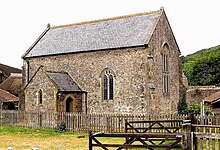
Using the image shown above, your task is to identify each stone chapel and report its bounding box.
[22,8,183,114]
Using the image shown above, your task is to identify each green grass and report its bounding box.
[0,126,182,149]
[0,126,88,150]
[0,125,83,137]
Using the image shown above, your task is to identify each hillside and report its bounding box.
[182,45,220,86]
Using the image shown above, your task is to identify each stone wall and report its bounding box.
[147,11,181,114]
[186,87,220,105]
[24,67,57,112]
[25,47,150,113]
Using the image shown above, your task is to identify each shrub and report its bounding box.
[178,94,188,114]
[56,122,66,133]
[188,103,212,115]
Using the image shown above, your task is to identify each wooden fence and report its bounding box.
[0,111,189,132]
[191,124,220,150]
[1,110,220,133]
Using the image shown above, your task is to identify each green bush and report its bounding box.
[56,122,66,133]
[178,94,188,114]
[188,103,212,115]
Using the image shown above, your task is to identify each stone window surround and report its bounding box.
[100,68,116,101]
[162,43,170,96]
[37,89,43,106]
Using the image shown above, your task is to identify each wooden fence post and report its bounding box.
[125,119,128,143]
[89,130,93,150]
[189,113,198,150]
[107,116,110,133]
[182,120,192,150]
[39,112,42,128]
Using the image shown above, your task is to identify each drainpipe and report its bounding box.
[85,92,88,114]
[0,101,3,111]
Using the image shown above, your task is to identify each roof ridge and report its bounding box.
[51,9,161,29]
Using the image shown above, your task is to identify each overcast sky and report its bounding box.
[0,0,219,69]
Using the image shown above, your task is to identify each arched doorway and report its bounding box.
[66,97,74,112]
[63,94,83,113]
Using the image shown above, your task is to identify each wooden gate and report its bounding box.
[125,119,183,133]
[89,120,186,149]
[89,131,182,150]
[125,120,184,149]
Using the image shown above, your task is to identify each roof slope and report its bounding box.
[0,63,21,76]
[23,10,162,58]
[47,72,82,92]
[0,88,18,102]
[204,91,220,103]
[0,73,22,96]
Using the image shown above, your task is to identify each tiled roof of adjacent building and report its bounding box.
[204,91,220,103]
[0,63,21,77]
[0,88,18,102]
[47,72,82,92]
[0,73,22,96]
[23,9,162,58]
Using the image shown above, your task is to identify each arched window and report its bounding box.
[162,43,170,95]
[100,69,115,100]
[38,89,43,105]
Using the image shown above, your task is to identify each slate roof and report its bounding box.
[204,91,220,104]
[23,9,162,58]
[47,72,82,92]
[0,73,22,96]
[0,88,18,102]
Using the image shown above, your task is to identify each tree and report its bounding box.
[178,94,188,114]
[183,45,220,86]
[188,103,212,115]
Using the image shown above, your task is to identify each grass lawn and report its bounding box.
[0,126,182,150]
[0,126,127,150]
[0,126,89,150]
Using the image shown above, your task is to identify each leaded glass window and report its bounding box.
[162,44,170,95]
[101,69,115,100]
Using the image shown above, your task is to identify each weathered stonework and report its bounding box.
[22,9,183,114]
[186,87,220,105]
[24,67,57,112]
[147,12,181,114]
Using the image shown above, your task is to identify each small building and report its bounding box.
[0,88,18,110]
[0,73,22,97]
[186,86,220,105]
[0,63,21,84]
[204,91,220,113]
[22,8,183,114]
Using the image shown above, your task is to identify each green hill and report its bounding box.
[182,45,220,86]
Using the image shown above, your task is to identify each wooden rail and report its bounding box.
[89,131,182,150]
[191,124,220,150]
[125,119,184,134]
